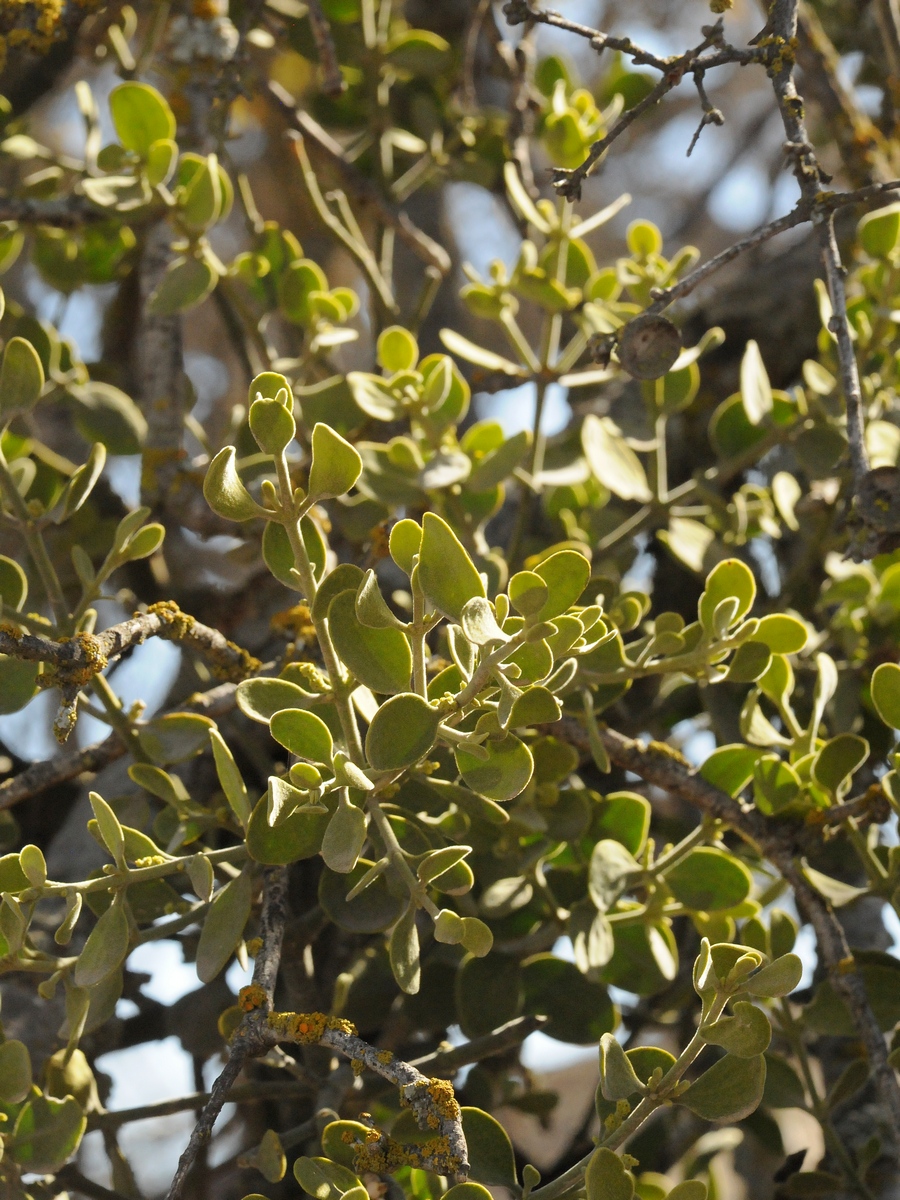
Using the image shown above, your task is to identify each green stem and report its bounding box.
[654,413,668,502]
[0,445,69,628]
[274,452,365,766]
[368,794,439,918]
[411,573,427,698]
[90,674,148,763]
[530,993,729,1200]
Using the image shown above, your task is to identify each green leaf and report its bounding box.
[89,791,125,867]
[308,423,362,499]
[58,442,106,521]
[356,569,406,629]
[456,734,534,802]
[138,713,214,765]
[521,954,616,1043]
[667,1184,708,1200]
[294,1156,362,1200]
[249,397,295,455]
[582,414,652,502]
[664,848,751,912]
[599,1031,644,1100]
[69,381,147,454]
[584,1147,634,1200]
[377,325,418,371]
[389,518,421,574]
[319,859,405,932]
[148,256,216,315]
[701,1001,771,1057]
[740,340,772,425]
[679,1053,766,1122]
[744,953,803,998]
[444,1185,493,1200]
[753,755,801,816]
[0,656,39,714]
[418,512,485,621]
[872,662,900,727]
[508,686,561,728]
[203,446,268,522]
[146,137,178,186]
[247,791,331,864]
[328,590,412,694]
[726,640,771,683]
[751,613,808,654]
[589,838,638,912]
[0,1039,31,1103]
[311,563,365,621]
[11,1093,87,1173]
[196,869,253,982]
[236,677,314,723]
[439,328,524,376]
[508,571,548,617]
[763,1053,806,1107]
[321,793,367,874]
[0,336,44,413]
[366,693,440,770]
[74,900,130,988]
[460,596,508,647]
[594,792,650,855]
[0,553,27,610]
[534,550,591,620]
[811,734,868,799]
[209,727,252,827]
[109,82,176,155]
[859,202,900,259]
[698,558,756,635]
[389,905,421,994]
[270,708,334,765]
[467,429,531,491]
[700,745,760,797]
[460,1108,518,1188]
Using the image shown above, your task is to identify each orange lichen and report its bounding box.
[265,1010,357,1043]
[238,984,267,1012]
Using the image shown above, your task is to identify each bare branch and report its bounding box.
[0,679,238,812]
[306,0,345,98]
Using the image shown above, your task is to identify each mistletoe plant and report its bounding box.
[3,2,900,1199]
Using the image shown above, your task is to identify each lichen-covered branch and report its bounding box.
[0,602,259,700]
[164,867,289,1200]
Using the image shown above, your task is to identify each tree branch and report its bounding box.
[164,866,289,1200]
[0,602,260,699]
[0,680,239,812]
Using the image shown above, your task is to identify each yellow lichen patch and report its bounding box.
[147,600,196,641]
[270,604,316,642]
[351,1058,365,1077]
[403,1077,460,1123]
[354,1135,461,1178]
[265,1010,358,1044]
[375,1050,394,1064]
[238,984,267,1012]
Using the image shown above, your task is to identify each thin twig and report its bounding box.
[164,867,289,1200]
[265,82,450,278]
[411,1014,549,1074]
[306,0,345,97]
[0,680,238,812]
